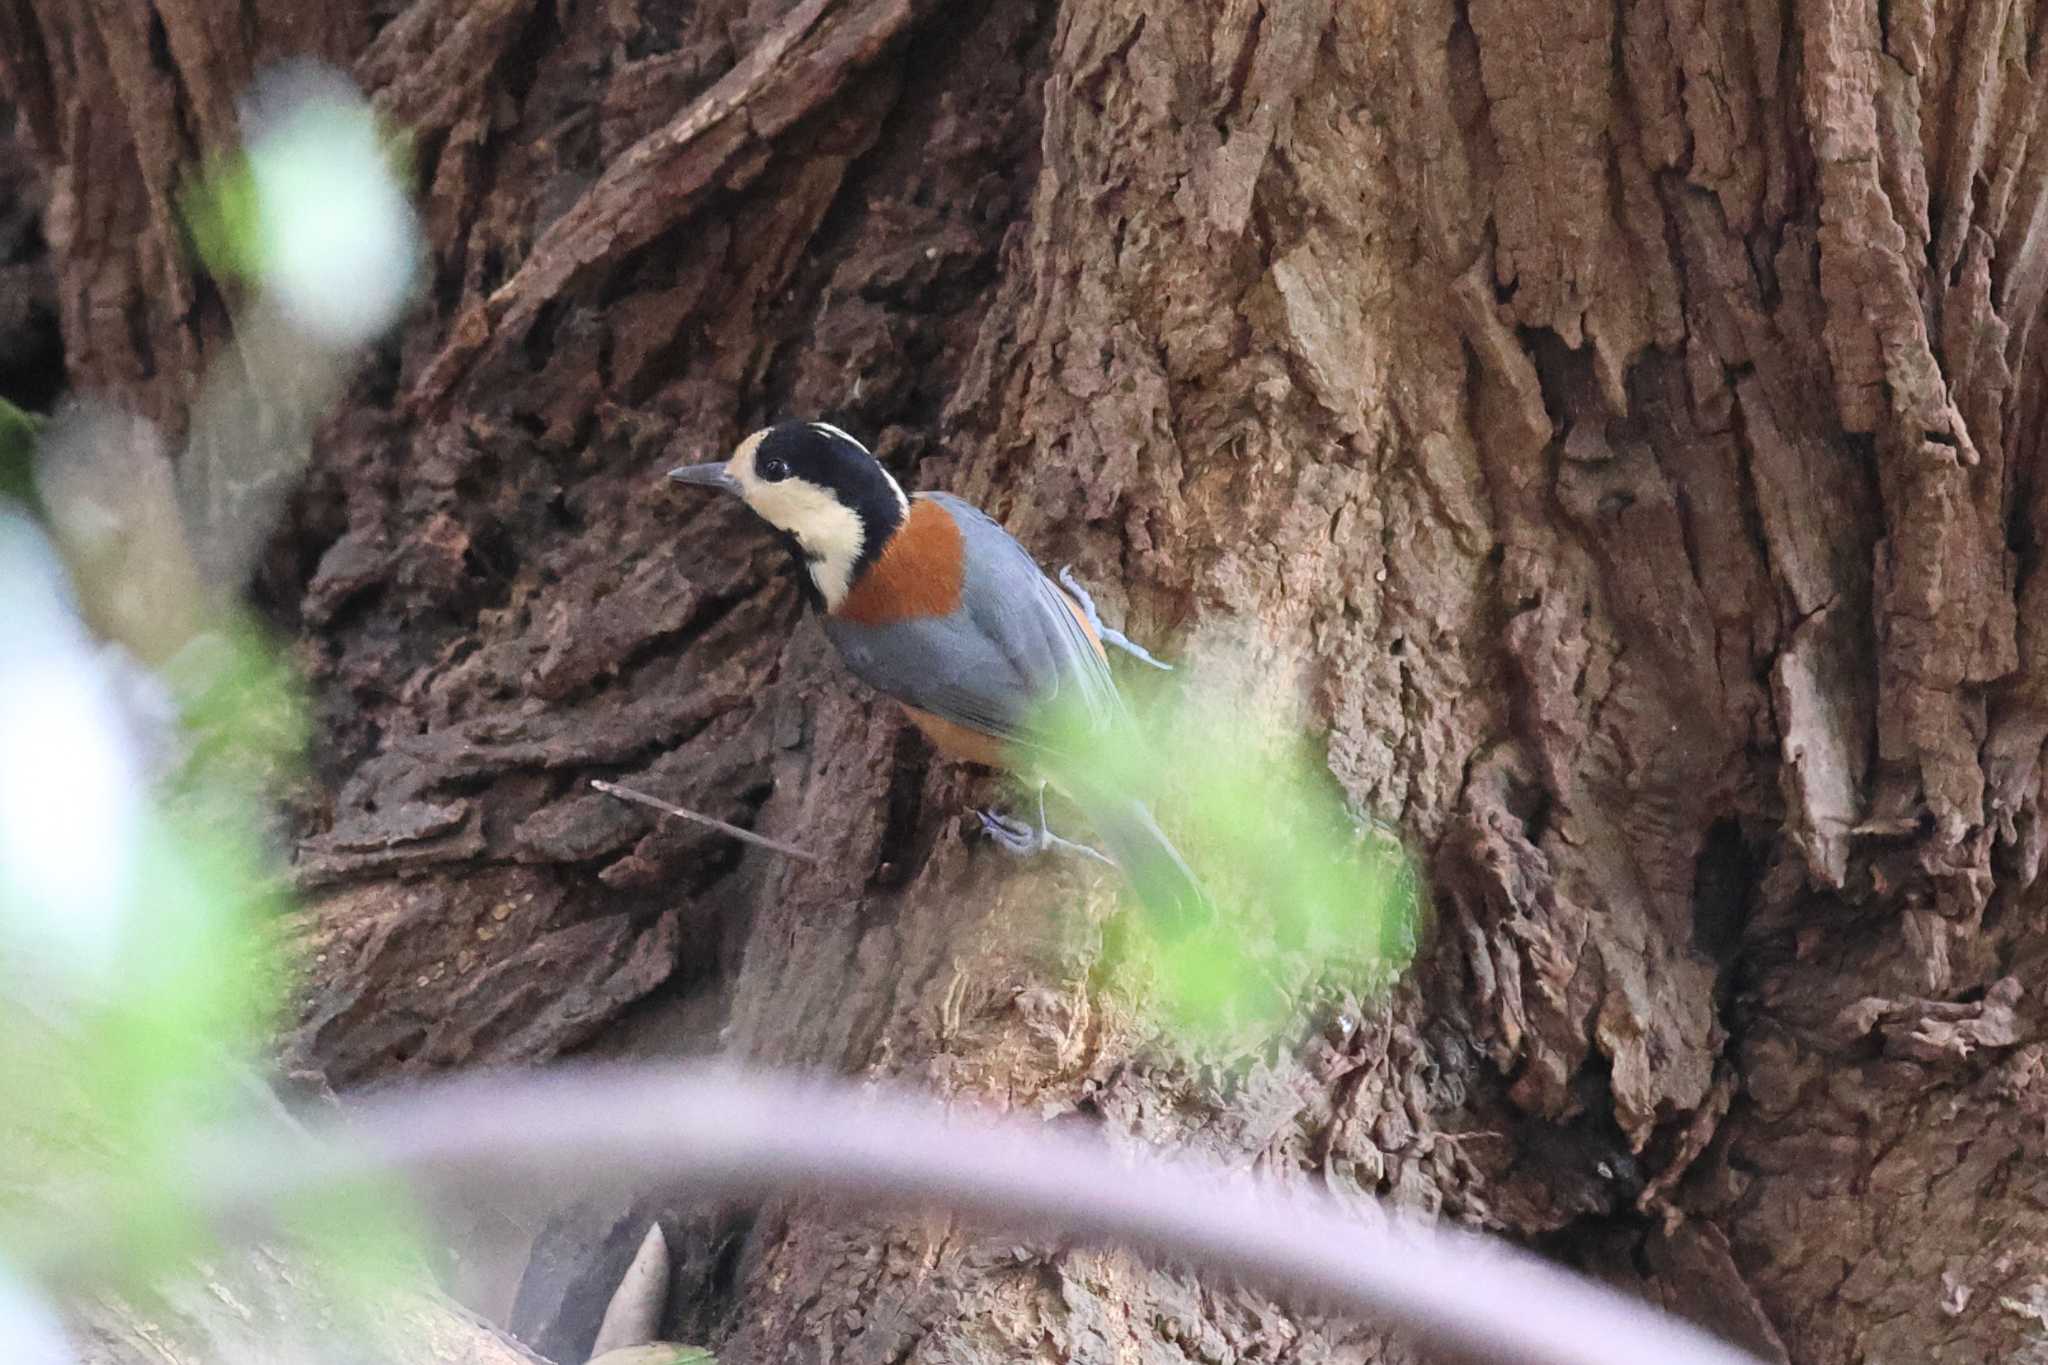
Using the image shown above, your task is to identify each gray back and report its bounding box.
[821,492,1123,753]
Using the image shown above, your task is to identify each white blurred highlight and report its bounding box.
[0,511,145,986]
[0,1265,73,1364]
[245,64,420,348]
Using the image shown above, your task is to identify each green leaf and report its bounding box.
[0,397,44,514]
[0,560,408,1298]
[179,154,267,284]
[1026,672,1422,1057]
[163,611,311,800]
[588,1346,719,1365]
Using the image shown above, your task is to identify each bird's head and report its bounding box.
[669,420,908,609]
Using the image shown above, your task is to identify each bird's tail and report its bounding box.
[1076,789,1211,933]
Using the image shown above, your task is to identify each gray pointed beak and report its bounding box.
[666,461,741,495]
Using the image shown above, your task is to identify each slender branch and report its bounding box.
[591,780,822,864]
[136,1063,1759,1365]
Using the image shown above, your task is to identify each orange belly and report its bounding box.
[1058,586,1105,655]
[900,705,1013,768]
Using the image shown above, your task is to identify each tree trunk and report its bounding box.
[8,1,2048,1362]
[68,1263,547,1365]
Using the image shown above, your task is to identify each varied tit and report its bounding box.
[668,420,1206,925]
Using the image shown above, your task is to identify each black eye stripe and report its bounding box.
[759,457,790,481]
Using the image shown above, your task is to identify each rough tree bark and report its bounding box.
[7,1,2048,1363]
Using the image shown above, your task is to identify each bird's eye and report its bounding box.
[759,457,790,482]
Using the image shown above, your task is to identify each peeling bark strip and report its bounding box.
[408,0,936,407]
[11,0,2048,1360]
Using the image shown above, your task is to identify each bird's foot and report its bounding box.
[1058,565,1174,670]
[977,786,1117,868]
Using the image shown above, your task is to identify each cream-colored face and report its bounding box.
[723,426,904,609]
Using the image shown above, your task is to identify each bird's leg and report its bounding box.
[1058,565,1174,670]
[978,782,1117,867]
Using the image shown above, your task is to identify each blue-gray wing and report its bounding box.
[821,493,1122,751]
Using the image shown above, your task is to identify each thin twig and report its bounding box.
[591,780,822,864]
[103,1064,1761,1365]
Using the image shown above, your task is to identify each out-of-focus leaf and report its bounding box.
[0,397,44,513]
[164,612,310,801]
[275,1169,436,1330]
[588,1346,718,1365]
[180,154,264,286]
[0,504,306,1294]
[2,58,439,1352]
[181,61,420,349]
[0,1265,72,1364]
[0,804,288,1283]
[34,403,207,665]
[0,510,148,986]
[173,65,422,593]
[1026,671,1421,1056]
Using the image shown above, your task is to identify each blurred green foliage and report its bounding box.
[0,446,429,1359]
[167,612,312,808]
[1029,673,1420,1057]
[1,61,432,1350]
[590,1348,719,1365]
[179,106,413,290]
[0,622,287,1283]
[180,151,267,287]
[0,398,43,514]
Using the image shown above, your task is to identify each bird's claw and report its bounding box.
[976,806,1116,868]
[977,808,1041,855]
[1058,565,1174,670]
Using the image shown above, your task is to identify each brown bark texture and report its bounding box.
[7,0,2048,1362]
